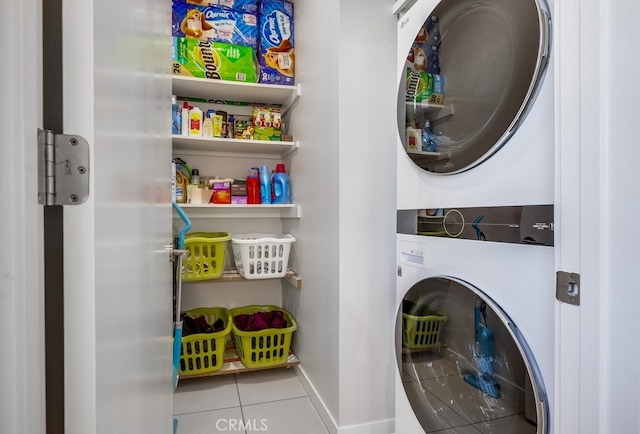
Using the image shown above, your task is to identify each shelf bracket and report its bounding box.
[281,84,302,117]
[284,273,302,289]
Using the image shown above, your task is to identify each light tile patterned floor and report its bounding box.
[174,354,537,434]
[173,368,328,434]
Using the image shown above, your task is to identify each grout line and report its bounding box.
[173,406,242,417]
[233,374,249,434]
[240,394,309,409]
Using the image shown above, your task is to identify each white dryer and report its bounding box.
[396,0,553,209]
[395,233,554,433]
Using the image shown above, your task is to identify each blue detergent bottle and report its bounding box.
[259,165,272,204]
[272,163,291,204]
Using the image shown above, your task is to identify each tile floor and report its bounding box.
[174,352,537,434]
[173,368,329,434]
[401,351,537,434]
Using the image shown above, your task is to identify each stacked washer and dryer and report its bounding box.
[394,0,555,433]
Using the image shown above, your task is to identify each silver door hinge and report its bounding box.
[38,128,90,205]
[556,271,580,306]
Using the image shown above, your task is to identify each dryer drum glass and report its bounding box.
[399,0,551,174]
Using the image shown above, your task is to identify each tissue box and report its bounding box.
[257,0,294,85]
[172,1,258,48]
[211,180,232,204]
[187,185,214,204]
[172,37,257,82]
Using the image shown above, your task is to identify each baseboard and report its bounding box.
[293,366,395,434]
[293,365,339,434]
[336,419,395,434]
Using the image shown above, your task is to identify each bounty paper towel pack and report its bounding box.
[172,37,258,82]
[257,0,294,85]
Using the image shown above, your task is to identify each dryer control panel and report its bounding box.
[398,205,554,246]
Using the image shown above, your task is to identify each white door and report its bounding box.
[555,0,640,432]
[0,1,46,433]
[3,0,174,433]
[62,0,173,433]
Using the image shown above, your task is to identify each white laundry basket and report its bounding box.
[231,233,296,279]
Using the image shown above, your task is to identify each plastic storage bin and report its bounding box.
[402,311,448,349]
[179,307,232,375]
[182,232,231,282]
[230,305,297,368]
[231,233,295,279]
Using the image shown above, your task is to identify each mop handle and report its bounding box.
[173,202,191,250]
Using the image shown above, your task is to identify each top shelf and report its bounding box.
[172,76,301,112]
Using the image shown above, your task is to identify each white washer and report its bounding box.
[395,233,554,433]
[396,0,554,209]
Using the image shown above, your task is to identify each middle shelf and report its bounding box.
[174,203,301,219]
[185,268,302,289]
[173,135,299,158]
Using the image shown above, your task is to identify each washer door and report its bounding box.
[398,0,550,174]
[397,277,548,433]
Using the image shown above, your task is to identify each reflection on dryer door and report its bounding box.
[398,277,547,433]
[399,0,551,174]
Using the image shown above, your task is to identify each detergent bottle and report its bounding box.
[259,165,272,204]
[272,163,291,204]
[246,168,260,204]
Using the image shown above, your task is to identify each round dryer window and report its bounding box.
[397,277,549,433]
[398,0,551,174]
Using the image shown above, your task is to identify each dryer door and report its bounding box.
[398,0,550,174]
[397,277,549,433]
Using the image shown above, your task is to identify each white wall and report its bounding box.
[337,1,397,432]
[283,0,397,432]
[601,1,640,429]
[555,0,640,432]
[282,0,342,426]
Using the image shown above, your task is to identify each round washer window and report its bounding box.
[398,277,548,432]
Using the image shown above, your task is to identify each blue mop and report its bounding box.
[173,202,191,434]
[472,215,487,241]
[173,202,191,391]
[463,299,502,399]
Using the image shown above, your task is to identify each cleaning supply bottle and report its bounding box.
[181,101,190,136]
[172,95,181,135]
[227,115,235,138]
[202,110,215,138]
[189,106,203,137]
[259,165,272,204]
[190,168,200,186]
[421,120,437,152]
[272,163,291,204]
[246,168,260,204]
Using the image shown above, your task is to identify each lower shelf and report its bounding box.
[179,347,300,379]
[186,268,302,289]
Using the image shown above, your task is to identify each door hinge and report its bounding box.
[38,128,90,205]
[556,271,580,306]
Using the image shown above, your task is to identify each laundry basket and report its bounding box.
[402,310,448,349]
[230,305,297,368]
[231,233,295,279]
[179,307,232,375]
[182,232,231,282]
